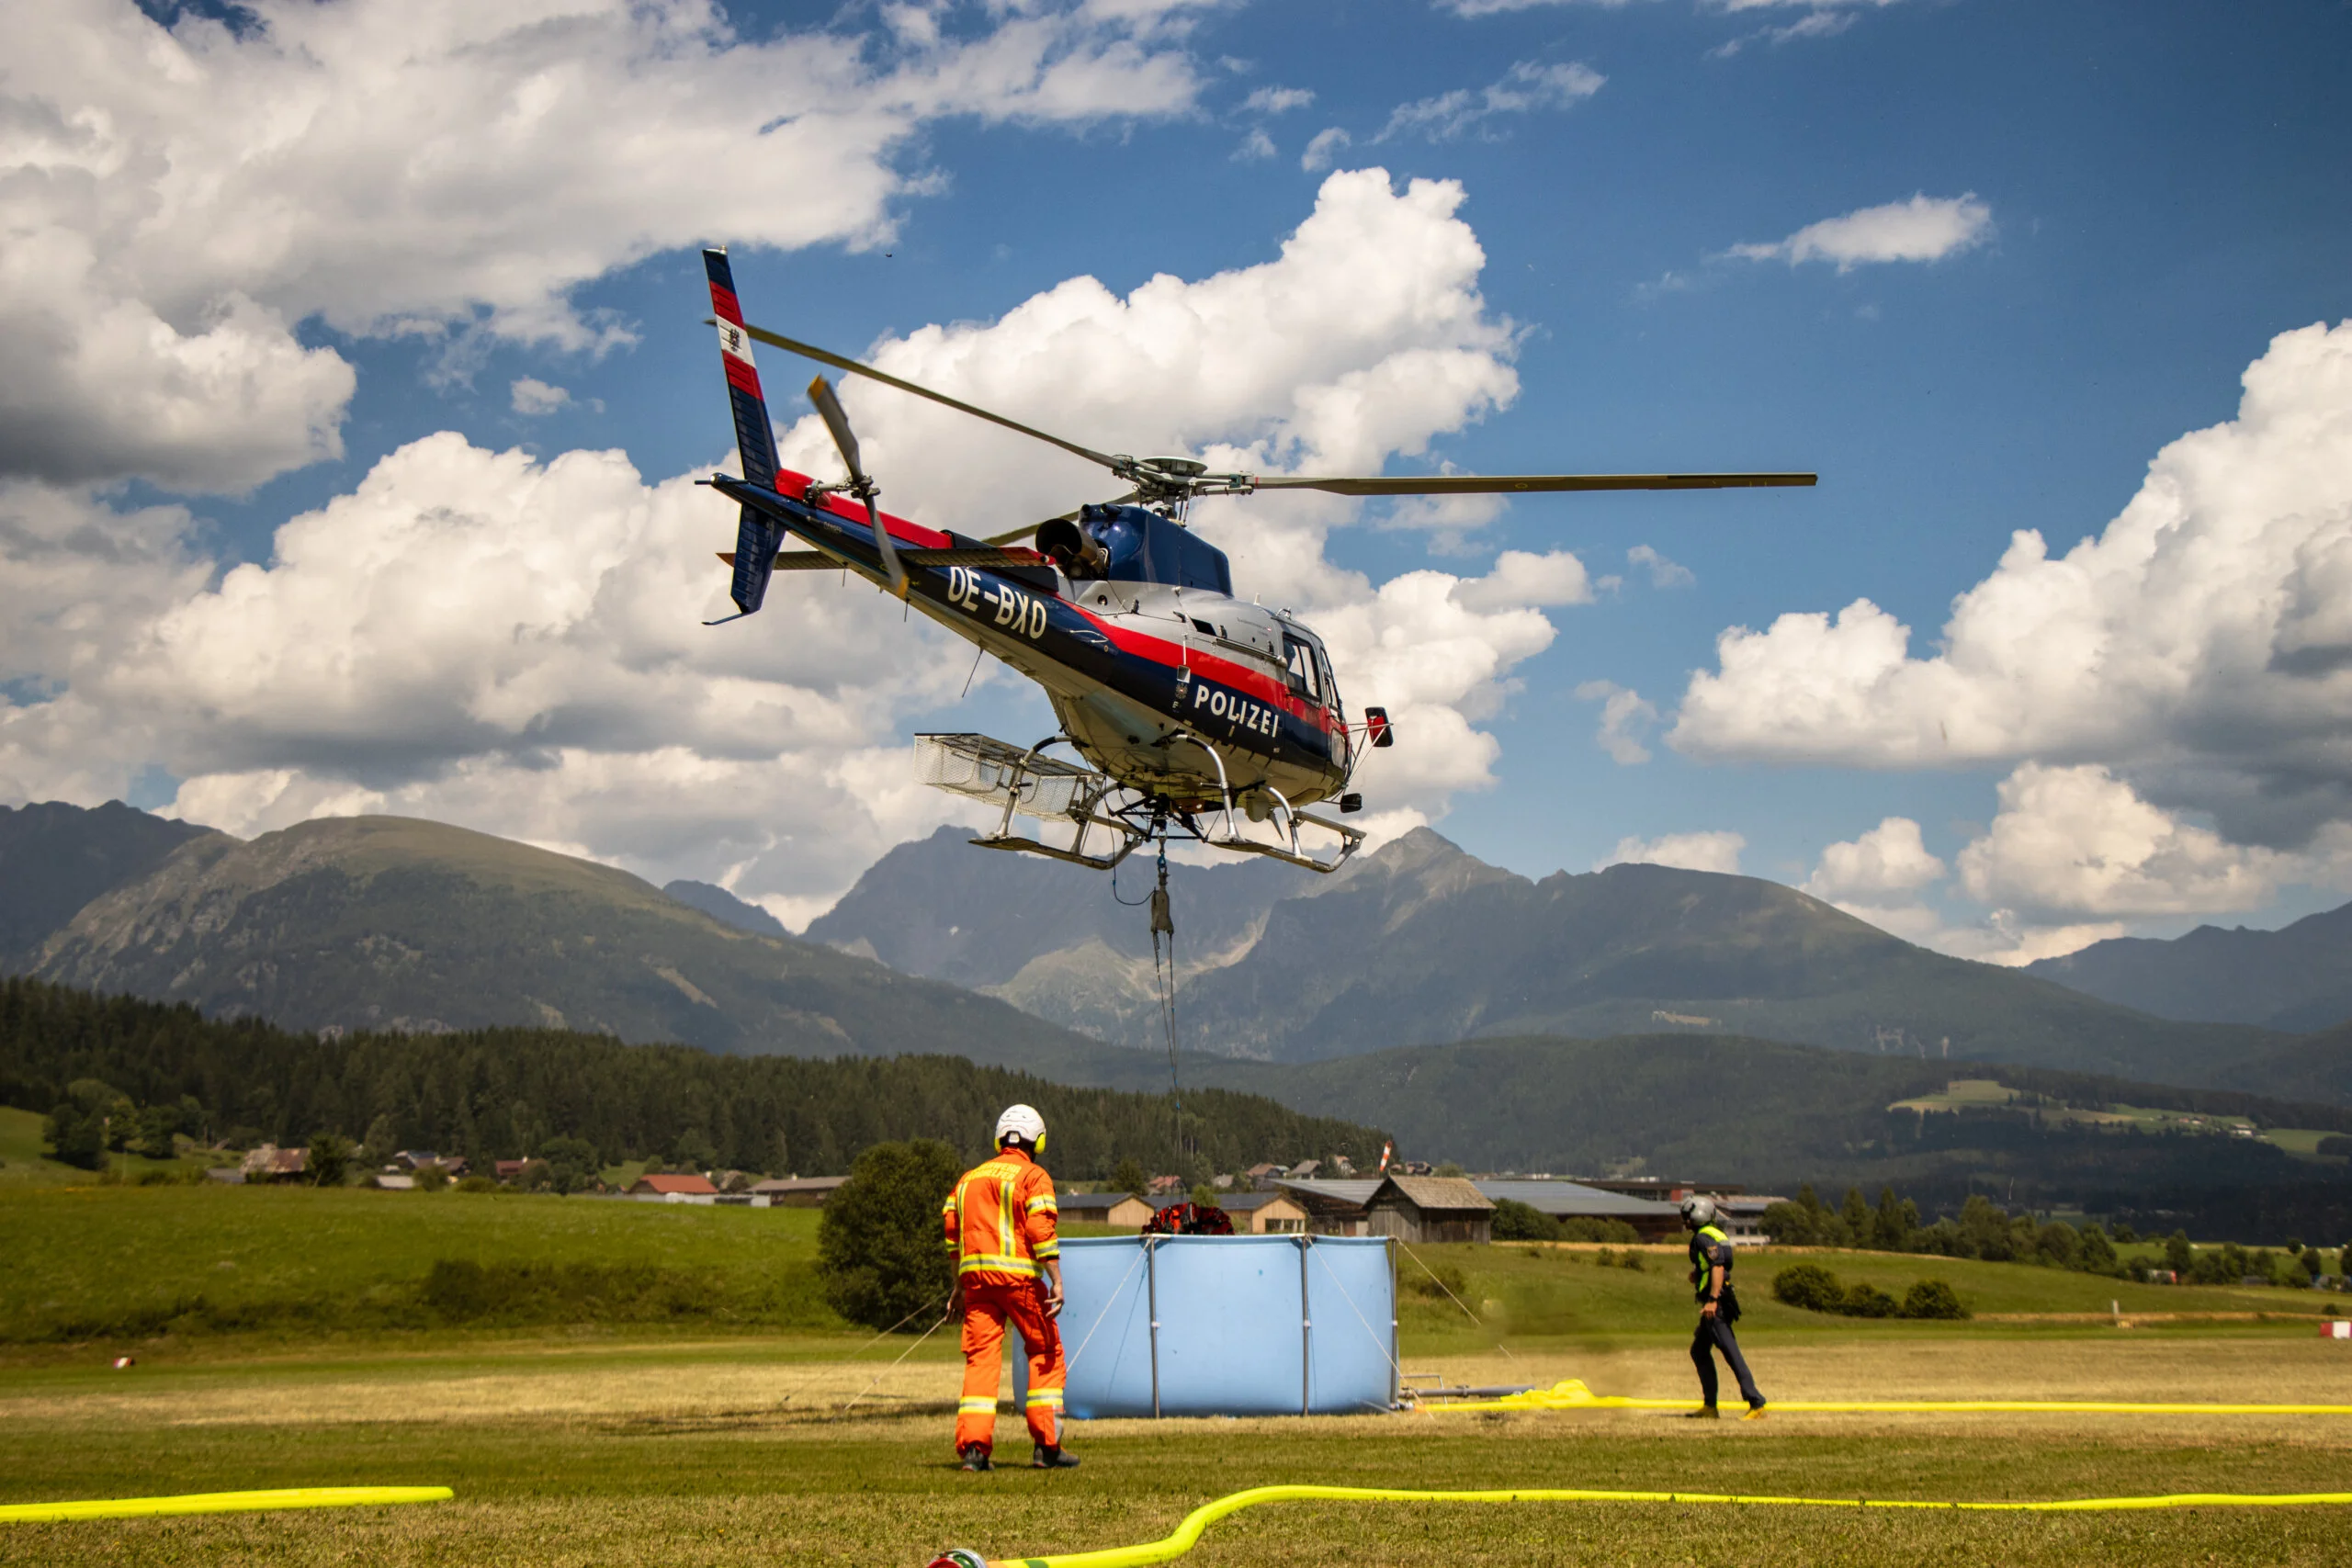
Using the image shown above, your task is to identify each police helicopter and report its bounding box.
[697,247,1812,875]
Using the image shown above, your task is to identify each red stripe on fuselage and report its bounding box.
[709,284,744,326]
[1068,603,1331,735]
[774,465,953,549]
[723,355,763,398]
[762,464,1330,736]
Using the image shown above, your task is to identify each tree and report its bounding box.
[360,1113,401,1164]
[1872,1186,1918,1251]
[2165,1230,2195,1276]
[43,1101,104,1170]
[1111,1157,1148,1198]
[1959,1195,2013,1261]
[818,1138,963,1332]
[2111,1222,2139,1245]
[537,1134,600,1194]
[2077,1224,2120,1276]
[1839,1187,1871,1247]
[309,1133,352,1188]
[134,1102,182,1161]
[1490,1198,1561,1242]
[2035,1220,2081,1269]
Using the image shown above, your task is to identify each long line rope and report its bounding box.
[1395,1238,1519,1366]
[1148,842,1182,1160]
[978,1483,2352,1568]
[833,1301,956,1419]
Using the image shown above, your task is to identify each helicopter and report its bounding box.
[697,246,1813,874]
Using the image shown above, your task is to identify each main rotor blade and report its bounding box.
[806,375,868,487]
[741,321,1123,474]
[1250,472,1817,496]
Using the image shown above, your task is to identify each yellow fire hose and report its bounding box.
[1414,1377,2352,1416]
[973,1481,2352,1568]
[0,1486,453,1525]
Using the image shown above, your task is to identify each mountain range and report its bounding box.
[7,805,1122,1075]
[808,824,2331,1094]
[2026,903,2352,1033]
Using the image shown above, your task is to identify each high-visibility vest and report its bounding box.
[943,1146,1060,1284]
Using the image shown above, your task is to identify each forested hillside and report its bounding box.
[0,979,1384,1180]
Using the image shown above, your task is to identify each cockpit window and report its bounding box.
[1283,636,1322,702]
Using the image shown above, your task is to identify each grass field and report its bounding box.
[8,1184,2352,1565]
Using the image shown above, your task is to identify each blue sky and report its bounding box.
[6,0,2351,954]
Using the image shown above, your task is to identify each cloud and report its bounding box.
[3,169,1592,917]
[1673,319,2352,856]
[1955,764,2285,920]
[1600,829,1745,874]
[0,0,1204,493]
[1725,194,1995,272]
[1242,85,1314,114]
[1378,61,1604,142]
[1301,127,1352,172]
[1233,127,1278,161]
[1574,680,1658,764]
[1804,816,1944,901]
[510,378,571,416]
[1627,543,1694,588]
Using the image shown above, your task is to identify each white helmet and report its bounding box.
[994,1104,1046,1151]
[1679,1194,1719,1229]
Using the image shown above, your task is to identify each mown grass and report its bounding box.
[4,1333,2351,1567]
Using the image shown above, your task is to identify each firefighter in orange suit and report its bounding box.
[943,1104,1077,1471]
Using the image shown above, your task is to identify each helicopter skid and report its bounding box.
[913,729,1363,874]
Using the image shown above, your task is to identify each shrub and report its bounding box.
[1560,1216,1639,1244]
[43,1102,105,1170]
[1490,1198,1559,1242]
[1899,1279,1967,1319]
[455,1174,498,1193]
[817,1137,962,1332]
[1406,1261,1470,1301]
[1841,1282,1900,1318]
[413,1163,450,1191]
[1772,1263,1845,1313]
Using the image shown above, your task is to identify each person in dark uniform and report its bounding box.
[1682,1194,1766,1419]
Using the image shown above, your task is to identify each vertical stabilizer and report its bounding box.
[705,247,784,615]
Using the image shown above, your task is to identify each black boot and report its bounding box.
[958,1444,992,1472]
[1031,1444,1080,1469]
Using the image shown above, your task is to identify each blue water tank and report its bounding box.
[1017,1235,1396,1418]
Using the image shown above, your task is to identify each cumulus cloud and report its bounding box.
[1674,319,2352,855]
[1955,764,2285,920]
[1378,61,1604,142]
[1725,194,1994,271]
[1804,816,1943,901]
[0,0,1204,492]
[1574,680,1657,765]
[1600,829,1745,874]
[4,169,1595,918]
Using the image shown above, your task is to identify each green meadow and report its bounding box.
[5,1168,2350,1565]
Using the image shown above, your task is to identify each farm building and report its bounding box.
[1363,1177,1494,1244]
[1473,1179,1688,1243]
[1216,1190,1311,1235]
[747,1176,847,1208]
[1057,1191,1158,1228]
[629,1173,719,1203]
[1272,1177,1380,1234]
[240,1145,307,1181]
